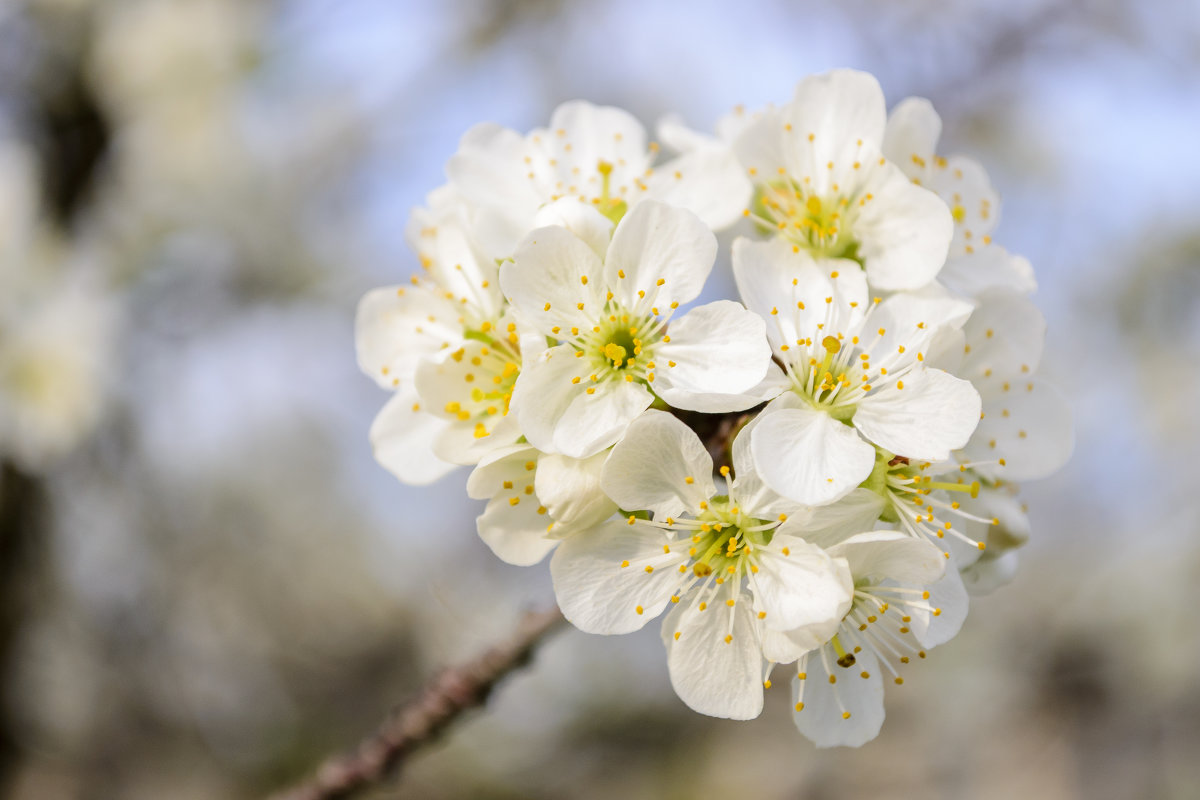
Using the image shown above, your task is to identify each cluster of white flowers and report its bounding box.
[0,138,117,472]
[356,69,1072,747]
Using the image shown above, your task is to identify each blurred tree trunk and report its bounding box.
[0,463,47,794]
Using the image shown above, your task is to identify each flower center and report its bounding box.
[684,500,775,578]
[441,320,523,439]
[750,180,863,261]
[567,306,667,387]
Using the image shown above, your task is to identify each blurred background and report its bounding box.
[0,0,1198,798]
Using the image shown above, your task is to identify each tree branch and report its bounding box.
[270,605,567,800]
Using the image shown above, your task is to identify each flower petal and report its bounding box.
[792,646,885,748]
[830,530,946,586]
[446,122,543,254]
[550,519,684,634]
[653,300,772,411]
[477,492,558,566]
[883,96,942,176]
[963,378,1073,482]
[754,535,853,632]
[509,344,590,454]
[731,105,791,178]
[662,592,765,720]
[554,375,655,458]
[466,444,538,500]
[599,410,714,519]
[368,390,457,486]
[938,246,1037,300]
[784,69,887,178]
[960,289,1046,386]
[502,225,606,333]
[532,197,614,261]
[645,144,753,231]
[910,564,969,648]
[776,488,887,549]
[534,450,617,534]
[355,285,462,389]
[854,164,954,291]
[603,201,716,309]
[751,399,876,506]
[960,551,1020,595]
[854,368,981,460]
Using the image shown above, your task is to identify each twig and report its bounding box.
[270,605,567,800]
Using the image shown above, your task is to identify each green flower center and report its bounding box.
[750,179,862,262]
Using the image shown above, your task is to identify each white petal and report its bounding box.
[599,410,714,518]
[792,647,885,748]
[531,197,614,260]
[960,289,1046,385]
[477,493,559,566]
[882,96,942,178]
[751,399,876,506]
[645,145,753,231]
[964,378,1073,482]
[503,225,606,333]
[550,519,684,634]
[419,215,503,318]
[355,285,462,389]
[414,343,521,463]
[368,390,457,486]
[938,245,1037,299]
[961,551,1020,595]
[830,531,946,586]
[776,488,887,549]
[680,363,790,422]
[655,113,712,153]
[786,70,887,176]
[510,344,590,454]
[868,290,974,364]
[534,450,617,534]
[662,593,765,720]
[910,565,969,648]
[446,122,542,253]
[732,238,866,355]
[854,164,954,291]
[554,375,655,458]
[731,105,791,178]
[754,536,853,632]
[546,100,649,190]
[466,444,538,500]
[653,301,772,411]
[603,201,716,309]
[729,410,798,517]
[927,154,1001,248]
[854,368,981,460]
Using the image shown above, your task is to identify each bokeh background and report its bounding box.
[1,1,1198,798]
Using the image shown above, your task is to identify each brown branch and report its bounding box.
[270,605,567,800]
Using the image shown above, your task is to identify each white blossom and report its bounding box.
[787,530,955,748]
[551,411,854,720]
[447,100,751,256]
[733,69,953,291]
[466,444,615,566]
[733,238,981,506]
[502,201,772,459]
[883,97,1036,298]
